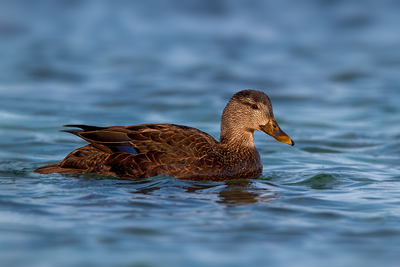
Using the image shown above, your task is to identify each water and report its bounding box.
[1,1,400,266]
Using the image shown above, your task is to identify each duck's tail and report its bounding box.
[34,164,85,174]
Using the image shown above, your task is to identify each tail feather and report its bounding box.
[34,164,86,174]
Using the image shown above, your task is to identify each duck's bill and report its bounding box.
[260,119,295,146]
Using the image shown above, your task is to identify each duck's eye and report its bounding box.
[251,104,258,110]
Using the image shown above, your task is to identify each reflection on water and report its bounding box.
[1,1,400,267]
[116,177,276,206]
[217,180,277,205]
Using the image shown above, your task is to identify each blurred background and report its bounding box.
[1,0,400,267]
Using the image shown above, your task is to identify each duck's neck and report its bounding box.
[220,128,255,149]
[219,118,255,148]
[219,100,256,149]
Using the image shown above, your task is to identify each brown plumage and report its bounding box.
[34,90,294,181]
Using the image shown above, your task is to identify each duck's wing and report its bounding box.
[62,124,136,154]
[62,124,219,177]
[63,124,218,157]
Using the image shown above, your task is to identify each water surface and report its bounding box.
[1,1,400,266]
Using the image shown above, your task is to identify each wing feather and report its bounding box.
[62,124,218,163]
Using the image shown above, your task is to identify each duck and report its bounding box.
[34,89,294,181]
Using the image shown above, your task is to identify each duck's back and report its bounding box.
[35,124,223,179]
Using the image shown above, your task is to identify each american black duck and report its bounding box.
[34,89,294,181]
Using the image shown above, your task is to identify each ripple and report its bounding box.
[301,147,343,153]
[284,173,343,190]
[2,1,400,267]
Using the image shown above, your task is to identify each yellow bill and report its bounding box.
[260,119,294,146]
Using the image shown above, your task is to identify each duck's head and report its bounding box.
[220,89,294,146]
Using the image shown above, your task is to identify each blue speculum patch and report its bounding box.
[115,146,138,154]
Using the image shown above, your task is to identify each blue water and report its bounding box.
[1,1,400,266]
